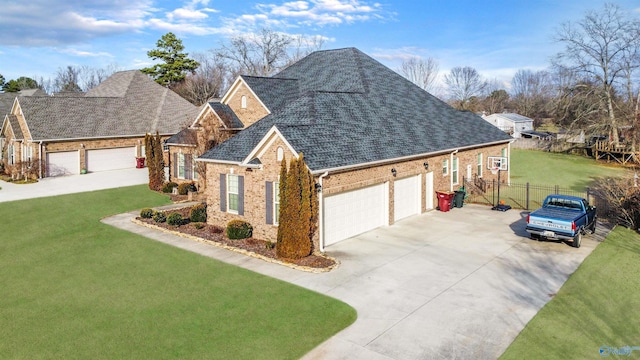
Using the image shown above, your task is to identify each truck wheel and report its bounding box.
[590,218,597,234]
[573,232,582,248]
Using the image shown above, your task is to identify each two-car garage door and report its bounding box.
[86,147,136,172]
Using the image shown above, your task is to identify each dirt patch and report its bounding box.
[137,207,336,271]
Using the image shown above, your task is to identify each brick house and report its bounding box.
[0,70,199,178]
[166,101,242,190]
[197,48,513,251]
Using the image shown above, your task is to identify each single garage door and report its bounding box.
[394,175,421,222]
[324,183,388,246]
[86,147,136,172]
[46,151,79,177]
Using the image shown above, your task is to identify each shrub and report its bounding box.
[167,212,184,226]
[162,182,178,193]
[226,220,253,240]
[190,203,207,223]
[178,182,197,195]
[265,241,276,250]
[153,211,166,223]
[192,222,205,230]
[140,208,155,219]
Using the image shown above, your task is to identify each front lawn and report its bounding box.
[0,185,356,359]
[500,226,640,359]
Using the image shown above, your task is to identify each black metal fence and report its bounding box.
[463,177,612,217]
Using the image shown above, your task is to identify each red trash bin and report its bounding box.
[136,157,145,168]
[436,191,455,212]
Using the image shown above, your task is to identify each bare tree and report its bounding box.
[52,64,119,94]
[216,29,294,77]
[444,66,487,110]
[53,66,82,93]
[553,3,640,144]
[172,52,231,106]
[511,69,553,118]
[399,57,439,92]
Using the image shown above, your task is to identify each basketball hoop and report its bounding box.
[490,167,500,175]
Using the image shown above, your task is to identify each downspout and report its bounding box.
[450,149,459,191]
[38,141,43,179]
[317,171,329,253]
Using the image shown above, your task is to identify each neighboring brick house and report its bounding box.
[166,101,242,190]
[197,48,513,251]
[0,70,199,178]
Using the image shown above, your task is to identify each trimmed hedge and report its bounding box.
[178,182,196,195]
[153,212,166,223]
[162,182,178,193]
[167,212,184,226]
[190,203,207,223]
[140,208,155,219]
[227,220,253,240]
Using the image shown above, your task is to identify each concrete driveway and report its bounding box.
[0,168,149,203]
[104,204,604,360]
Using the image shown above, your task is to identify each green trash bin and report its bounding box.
[453,190,465,208]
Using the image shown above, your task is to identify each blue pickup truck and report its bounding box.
[525,194,597,248]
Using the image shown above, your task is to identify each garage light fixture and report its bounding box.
[315,183,322,192]
[423,162,429,170]
[391,168,397,177]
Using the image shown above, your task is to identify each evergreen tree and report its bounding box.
[141,32,200,87]
[144,132,165,191]
[2,77,39,92]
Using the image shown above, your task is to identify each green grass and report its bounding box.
[499,227,640,360]
[0,185,356,359]
[510,149,629,191]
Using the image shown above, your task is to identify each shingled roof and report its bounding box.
[200,48,512,172]
[16,70,198,141]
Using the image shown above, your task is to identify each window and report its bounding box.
[274,182,280,224]
[477,153,483,177]
[228,174,239,213]
[442,159,448,175]
[163,141,169,152]
[9,144,15,165]
[193,157,198,180]
[452,158,459,184]
[501,147,507,158]
[177,153,185,179]
[241,95,247,109]
[277,147,284,162]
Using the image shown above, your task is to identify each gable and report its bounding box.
[221,77,269,128]
[243,126,297,165]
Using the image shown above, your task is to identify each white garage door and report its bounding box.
[394,175,421,222]
[86,147,136,172]
[46,151,79,177]
[324,183,387,246]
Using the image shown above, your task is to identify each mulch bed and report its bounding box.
[137,207,336,270]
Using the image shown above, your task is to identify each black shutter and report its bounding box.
[220,174,226,211]
[238,176,244,216]
[266,181,273,225]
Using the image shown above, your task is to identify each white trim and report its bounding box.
[221,76,271,115]
[243,126,298,165]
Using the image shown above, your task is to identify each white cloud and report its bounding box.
[58,48,115,58]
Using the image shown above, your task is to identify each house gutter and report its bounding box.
[34,133,177,143]
[310,139,511,176]
[317,171,329,253]
[450,149,459,192]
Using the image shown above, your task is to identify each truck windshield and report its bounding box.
[544,198,582,210]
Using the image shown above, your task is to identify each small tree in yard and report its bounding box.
[145,132,165,191]
[276,154,318,259]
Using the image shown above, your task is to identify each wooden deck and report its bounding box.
[592,140,640,164]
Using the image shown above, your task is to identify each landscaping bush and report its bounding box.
[140,208,155,219]
[178,182,197,195]
[167,212,184,226]
[153,211,166,223]
[192,222,205,230]
[162,182,178,193]
[190,203,207,223]
[226,220,253,240]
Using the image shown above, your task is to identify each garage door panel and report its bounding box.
[324,183,387,246]
[46,151,79,177]
[86,147,136,172]
[394,175,421,221]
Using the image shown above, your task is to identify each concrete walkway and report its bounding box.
[0,168,149,203]
[103,204,604,360]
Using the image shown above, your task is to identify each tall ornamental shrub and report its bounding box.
[145,132,165,191]
[276,153,317,259]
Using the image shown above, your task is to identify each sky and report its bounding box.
[1,0,639,90]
